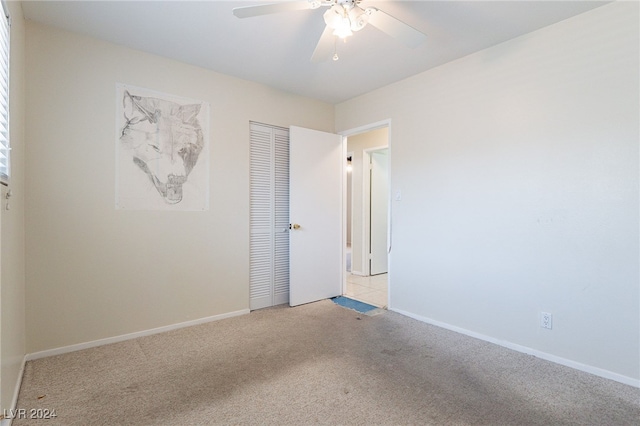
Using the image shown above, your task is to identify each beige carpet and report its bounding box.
[13,300,640,425]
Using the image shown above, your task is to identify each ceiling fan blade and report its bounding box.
[311,25,335,63]
[366,8,426,48]
[233,1,312,19]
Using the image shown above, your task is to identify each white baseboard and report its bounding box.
[25,309,250,361]
[390,307,640,389]
[0,356,26,426]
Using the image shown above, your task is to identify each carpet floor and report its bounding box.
[13,300,640,425]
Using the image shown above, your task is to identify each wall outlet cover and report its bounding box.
[541,312,553,329]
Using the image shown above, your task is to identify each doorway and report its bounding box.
[251,122,346,310]
[343,125,390,308]
[249,121,388,311]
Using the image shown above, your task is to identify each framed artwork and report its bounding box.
[116,84,210,210]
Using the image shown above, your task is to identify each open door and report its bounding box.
[289,126,343,306]
[370,149,389,275]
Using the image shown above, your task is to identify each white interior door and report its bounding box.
[289,126,343,306]
[370,149,389,275]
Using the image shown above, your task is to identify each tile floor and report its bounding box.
[345,273,388,308]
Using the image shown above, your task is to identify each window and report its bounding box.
[0,1,9,186]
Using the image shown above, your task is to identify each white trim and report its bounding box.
[342,140,348,295]
[25,309,249,361]
[362,145,389,276]
[391,307,640,388]
[338,119,391,137]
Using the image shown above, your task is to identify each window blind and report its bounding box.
[0,1,9,186]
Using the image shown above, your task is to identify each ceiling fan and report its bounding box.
[233,0,427,62]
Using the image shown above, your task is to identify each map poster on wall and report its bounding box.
[116,84,210,211]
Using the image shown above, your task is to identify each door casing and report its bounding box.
[369,148,389,275]
[339,120,392,304]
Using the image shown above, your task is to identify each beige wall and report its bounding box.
[336,2,639,383]
[1,0,26,411]
[24,22,334,353]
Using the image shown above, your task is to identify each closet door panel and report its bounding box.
[250,123,289,309]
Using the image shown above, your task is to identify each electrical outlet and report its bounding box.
[541,312,553,329]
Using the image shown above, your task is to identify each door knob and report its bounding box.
[290,223,301,230]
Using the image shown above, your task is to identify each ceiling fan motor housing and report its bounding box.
[336,0,358,8]
[323,0,369,37]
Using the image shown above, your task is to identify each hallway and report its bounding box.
[345,273,388,308]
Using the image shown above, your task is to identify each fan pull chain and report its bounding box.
[333,36,339,61]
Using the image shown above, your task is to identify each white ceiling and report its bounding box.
[21,1,608,104]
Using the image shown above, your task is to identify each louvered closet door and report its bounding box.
[250,122,289,310]
[273,130,290,305]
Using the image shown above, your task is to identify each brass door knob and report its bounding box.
[291,223,301,230]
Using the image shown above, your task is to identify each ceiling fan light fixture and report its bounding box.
[324,5,353,39]
[348,6,368,31]
[323,6,341,28]
[333,18,353,38]
[232,0,427,62]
